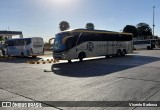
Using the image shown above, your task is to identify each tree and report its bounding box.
[136,23,152,39]
[123,25,138,38]
[85,23,95,30]
[59,21,70,31]
[0,36,5,44]
[0,36,4,42]
[154,35,159,39]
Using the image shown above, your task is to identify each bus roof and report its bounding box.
[59,28,133,35]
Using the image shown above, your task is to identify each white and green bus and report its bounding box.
[5,37,44,57]
[53,29,133,63]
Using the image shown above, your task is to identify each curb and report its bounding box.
[26,59,59,64]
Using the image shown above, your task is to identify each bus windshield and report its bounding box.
[53,32,79,52]
[53,32,69,52]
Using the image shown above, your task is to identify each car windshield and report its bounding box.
[53,32,69,52]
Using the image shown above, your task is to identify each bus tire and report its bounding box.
[121,49,126,56]
[32,56,37,58]
[105,55,110,58]
[68,60,72,63]
[21,52,24,57]
[7,54,11,57]
[78,52,86,62]
[116,49,121,57]
[147,46,151,50]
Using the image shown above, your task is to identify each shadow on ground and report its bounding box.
[51,55,160,78]
[0,56,42,63]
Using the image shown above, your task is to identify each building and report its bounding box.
[0,31,23,40]
[0,31,23,49]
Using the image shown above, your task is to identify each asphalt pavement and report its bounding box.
[1,49,160,110]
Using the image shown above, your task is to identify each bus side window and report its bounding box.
[133,41,136,45]
[77,33,85,45]
[133,41,139,45]
[91,33,101,41]
[101,33,107,41]
[25,39,31,45]
[18,39,25,46]
[66,37,74,49]
[14,40,18,46]
[8,40,14,46]
[79,32,92,44]
[94,33,101,41]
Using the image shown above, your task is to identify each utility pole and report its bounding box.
[153,6,155,39]
[8,26,10,31]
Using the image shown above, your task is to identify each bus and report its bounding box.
[5,37,44,57]
[53,29,133,63]
[133,39,156,50]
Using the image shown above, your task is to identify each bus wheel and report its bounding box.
[78,52,86,62]
[32,56,37,58]
[116,50,122,57]
[7,54,11,57]
[105,55,110,58]
[21,52,24,57]
[121,50,126,56]
[68,60,72,63]
[147,46,151,50]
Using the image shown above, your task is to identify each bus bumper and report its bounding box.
[53,53,66,60]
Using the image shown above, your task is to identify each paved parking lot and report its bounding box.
[1,49,160,110]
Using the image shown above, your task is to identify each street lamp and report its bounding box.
[153,6,155,39]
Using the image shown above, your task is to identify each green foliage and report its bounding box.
[59,21,70,31]
[123,25,138,38]
[123,23,153,39]
[0,36,3,41]
[0,36,4,41]
[136,23,152,37]
[85,23,95,30]
[154,36,159,39]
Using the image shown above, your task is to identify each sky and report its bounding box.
[0,0,160,42]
